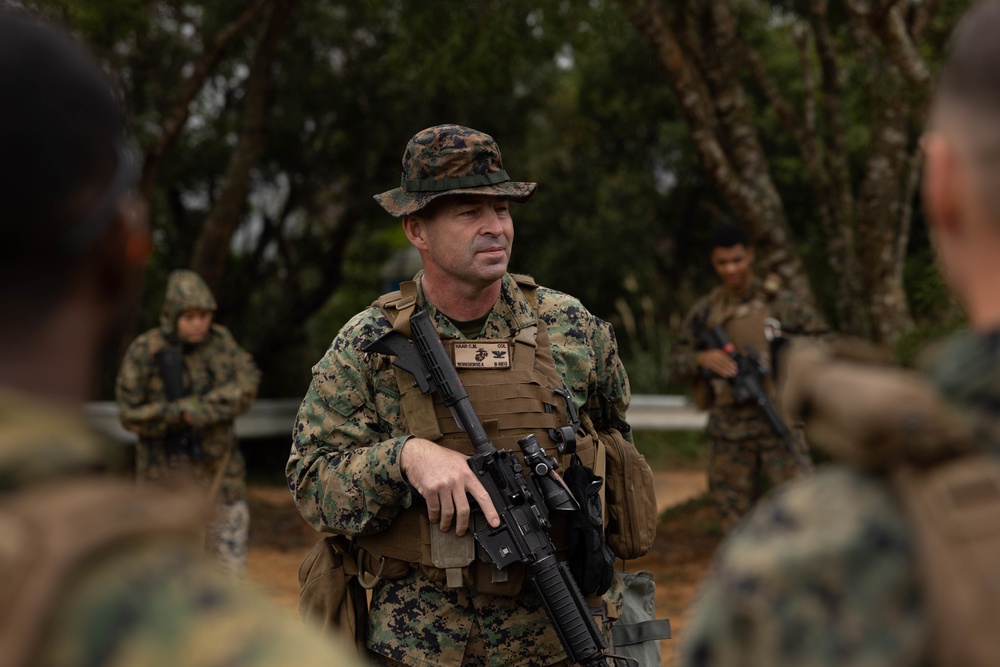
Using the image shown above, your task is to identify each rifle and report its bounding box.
[154,346,204,463]
[700,326,811,473]
[363,309,635,667]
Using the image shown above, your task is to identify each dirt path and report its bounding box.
[246,467,713,666]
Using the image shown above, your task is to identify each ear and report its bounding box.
[922,132,962,237]
[401,215,428,250]
[745,246,755,264]
[91,196,150,319]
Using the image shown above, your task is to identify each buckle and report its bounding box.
[589,601,610,623]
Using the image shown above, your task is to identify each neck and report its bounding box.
[965,262,1000,333]
[0,298,103,405]
[724,280,753,299]
[420,272,503,321]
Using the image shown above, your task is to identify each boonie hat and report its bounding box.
[374,124,536,217]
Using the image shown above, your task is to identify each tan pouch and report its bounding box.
[298,536,368,653]
[893,455,1000,667]
[600,428,657,559]
[691,377,714,410]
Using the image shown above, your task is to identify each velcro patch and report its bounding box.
[453,342,511,369]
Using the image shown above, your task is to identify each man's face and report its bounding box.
[176,308,213,344]
[710,244,755,294]
[405,195,513,290]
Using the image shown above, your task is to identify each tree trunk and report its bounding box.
[190,0,297,292]
[617,0,936,345]
[617,0,816,305]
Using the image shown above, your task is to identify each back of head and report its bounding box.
[0,11,125,321]
[936,0,1000,114]
[931,0,1000,221]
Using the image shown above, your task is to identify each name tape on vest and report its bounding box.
[453,342,512,369]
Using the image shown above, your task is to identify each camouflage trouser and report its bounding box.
[707,414,812,533]
[367,617,574,666]
[207,500,249,578]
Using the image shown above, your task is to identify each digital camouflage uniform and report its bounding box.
[678,330,1000,667]
[287,272,632,667]
[667,277,827,531]
[0,386,368,667]
[115,269,260,576]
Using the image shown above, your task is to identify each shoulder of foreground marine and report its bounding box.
[2,475,367,667]
[0,476,206,666]
[779,338,976,470]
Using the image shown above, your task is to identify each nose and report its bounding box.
[481,207,504,235]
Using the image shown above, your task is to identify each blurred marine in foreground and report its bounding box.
[0,10,365,667]
[680,2,1000,666]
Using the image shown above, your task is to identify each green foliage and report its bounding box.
[633,430,709,470]
[18,0,970,398]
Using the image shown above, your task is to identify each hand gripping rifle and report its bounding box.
[700,326,811,473]
[363,309,635,667]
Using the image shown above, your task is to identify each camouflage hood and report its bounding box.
[158,269,217,338]
[374,124,536,217]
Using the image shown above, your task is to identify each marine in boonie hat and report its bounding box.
[374,124,537,217]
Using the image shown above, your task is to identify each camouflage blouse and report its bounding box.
[287,272,631,666]
[115,271,260,503]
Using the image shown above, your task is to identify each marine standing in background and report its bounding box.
[680,2,1000,665]
[288,124,643,666]
[116,268,261,577]
[0,10,367,666]
[667,225,827,532]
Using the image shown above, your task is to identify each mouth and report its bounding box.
[476,244,507,257]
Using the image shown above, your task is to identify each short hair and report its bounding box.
[0,12,124,311]
[710,225,752,250]
[935,1,1000,116]
[931,0,1000,223]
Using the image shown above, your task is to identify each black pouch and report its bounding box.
[563,453,615,596]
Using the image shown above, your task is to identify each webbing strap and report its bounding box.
[462,381,559,403]
[434,411,564,434]
[436,397,556,417]
[392,281,419,337]
[612,619,672,646]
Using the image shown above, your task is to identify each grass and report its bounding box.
[632,429,709,470]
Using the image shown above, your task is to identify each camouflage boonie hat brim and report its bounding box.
[374,124,536,217]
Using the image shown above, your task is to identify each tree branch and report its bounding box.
[845,0,932,87]
[190,0,298,291]
[140,0,269,200]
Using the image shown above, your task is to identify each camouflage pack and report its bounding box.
[781,339,1000,667]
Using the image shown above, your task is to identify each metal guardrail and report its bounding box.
[85,395,707,443]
